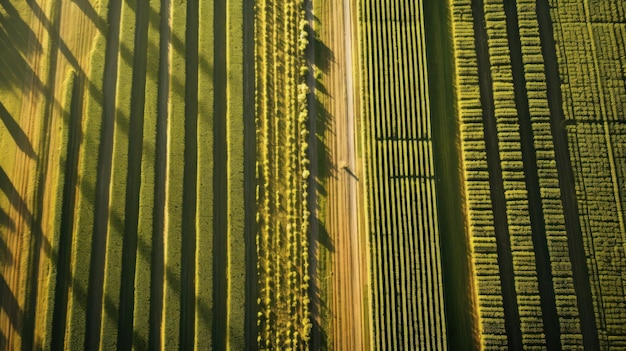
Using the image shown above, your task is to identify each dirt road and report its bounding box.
[314,0,366,349]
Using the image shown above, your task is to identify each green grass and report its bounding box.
[226,0,246,348]
[194,0,214,347]
[130,0,161,348]
[98,0,137,347]
[43,68,76,348]
[66,15,106,350]
[163,1,187,348]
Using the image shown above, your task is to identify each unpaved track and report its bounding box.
[317,0,366,349]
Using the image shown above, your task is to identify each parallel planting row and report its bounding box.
[253,0,313,348]
[549,0,626,347]
[0,0,249,348]
[451,0,626,349]
[358,0,447,349]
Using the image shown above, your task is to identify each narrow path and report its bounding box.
[242,0,257,346]
[322,0,365,349]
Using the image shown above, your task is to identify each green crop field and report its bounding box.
[0,0,624,349]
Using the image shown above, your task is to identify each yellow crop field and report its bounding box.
[0,0,624,349]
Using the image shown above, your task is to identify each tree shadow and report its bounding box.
[0,0,42,91]
[0,231,12,266]
[7,0,224,348]
[311,92,333,181]
[308,270,330,351]
[316,218,334,253]
[0,275,22,336]
[0,207,15,231]
[313,36,334,75]
[306,3,336,348]
[0,228,24,333]
[0,102,37,159]
[70,0,106,34]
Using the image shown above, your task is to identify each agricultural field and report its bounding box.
[0,0,249,348]
[448,0,626,349]
[1,0,625,349]
[357,0,448,349]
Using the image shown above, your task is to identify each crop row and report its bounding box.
[549,0,626,347]
[451,0,598,348]
[37,0,240,348]
[451,0,508,348]
[254,0,312,348]
[513,0,586,348]
[482,1,548,347]
[359,0,447,350]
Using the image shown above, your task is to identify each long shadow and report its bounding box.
[0,0,42,91]
[313,36,334,75]
[0,166,47,347]
[73,162,215,348]
[180,0,199,347]
[85,0,123,348]
[117,0,151,348]
[470,0,523,349]
[502,0,562,349]
[535,0,600,349]
[0,102,37,160]
[423,2,478,348]
[19,0,67,346]
[312,92,333,183]
[212,0,228,347]
[0,273,23,332]
[0,235,11,265]
[70,0,213,97]
[149,0,170,348]
[307,5,334,348]
[0,169,30,223]
[0,207,15,231]
[70,0,106,33]
[50,72,83,351]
